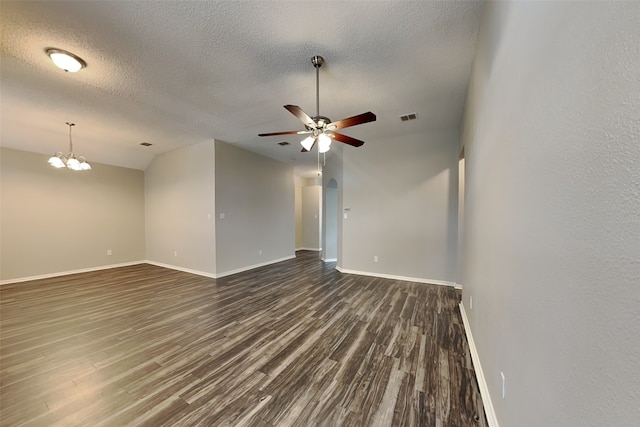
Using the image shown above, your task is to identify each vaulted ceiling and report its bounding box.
[0,1,484,176]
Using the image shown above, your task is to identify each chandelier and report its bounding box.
[48,122,92,171]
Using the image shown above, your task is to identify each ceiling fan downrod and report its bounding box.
[311,55,324,118]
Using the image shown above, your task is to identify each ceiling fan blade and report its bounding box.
[258,130,311,137]
[328,132,365,147]
[327,112,376,130]
[284,105,316,128]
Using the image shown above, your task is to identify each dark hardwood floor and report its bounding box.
[0,251,487,426]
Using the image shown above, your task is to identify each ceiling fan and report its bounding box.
[259,55,376,153]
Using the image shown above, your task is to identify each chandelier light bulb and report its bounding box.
[66,157,81,170]
[48,154,66,168]
[80,159,92,170]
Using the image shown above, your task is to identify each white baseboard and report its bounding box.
[296,247,322,252]
[335,267,457,288]
[0,261,146,286]
[214,255,296,278]
[144,261,217,279]
[147,255,296,279]
[459,302,499,427]
[321,258,337,262]
[2,255,299,286]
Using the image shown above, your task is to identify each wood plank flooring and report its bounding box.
[0,251,487,426]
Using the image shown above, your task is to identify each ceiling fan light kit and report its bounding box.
[317,133,332,153]
[48,122,92,171]
[259,55,376,154]
[300,136,315,151]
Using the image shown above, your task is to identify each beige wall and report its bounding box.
[2,141,295,282]
[0,148,145,281]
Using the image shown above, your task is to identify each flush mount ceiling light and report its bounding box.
[45,48,86,72]
[48,122,91,171]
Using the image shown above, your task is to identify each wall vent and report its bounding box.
[399,113,418,121]
[139,142,152,146]
[278,141,290,146]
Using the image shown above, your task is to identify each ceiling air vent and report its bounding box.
[399,113,418,122]
[278,141,290,146]
[139,142,152,147]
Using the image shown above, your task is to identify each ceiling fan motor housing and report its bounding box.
[306,115,332,131]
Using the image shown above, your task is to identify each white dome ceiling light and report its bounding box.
[45,48,86,72]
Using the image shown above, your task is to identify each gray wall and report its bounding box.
[294,175,304,249]
[145,141,216,275]
[340,131,459,283]
[1,147,145,281]
[301,185,321,250]
[295,176,322,251]
[214,141,294,275]
[322,147,344,266]
[323,179,338,261]
[461,1,640,425]
[456,157,465,285]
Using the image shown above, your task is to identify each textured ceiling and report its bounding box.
[0,1,484,175]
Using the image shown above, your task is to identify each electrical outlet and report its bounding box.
[207,213,211,219]
[470,296,473,310]
[107,249,112,256]
[174,251,178,257]
[373,255,379,263]
[501,372,506,399]
[219,213,225,219]
[258,249,262,256]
